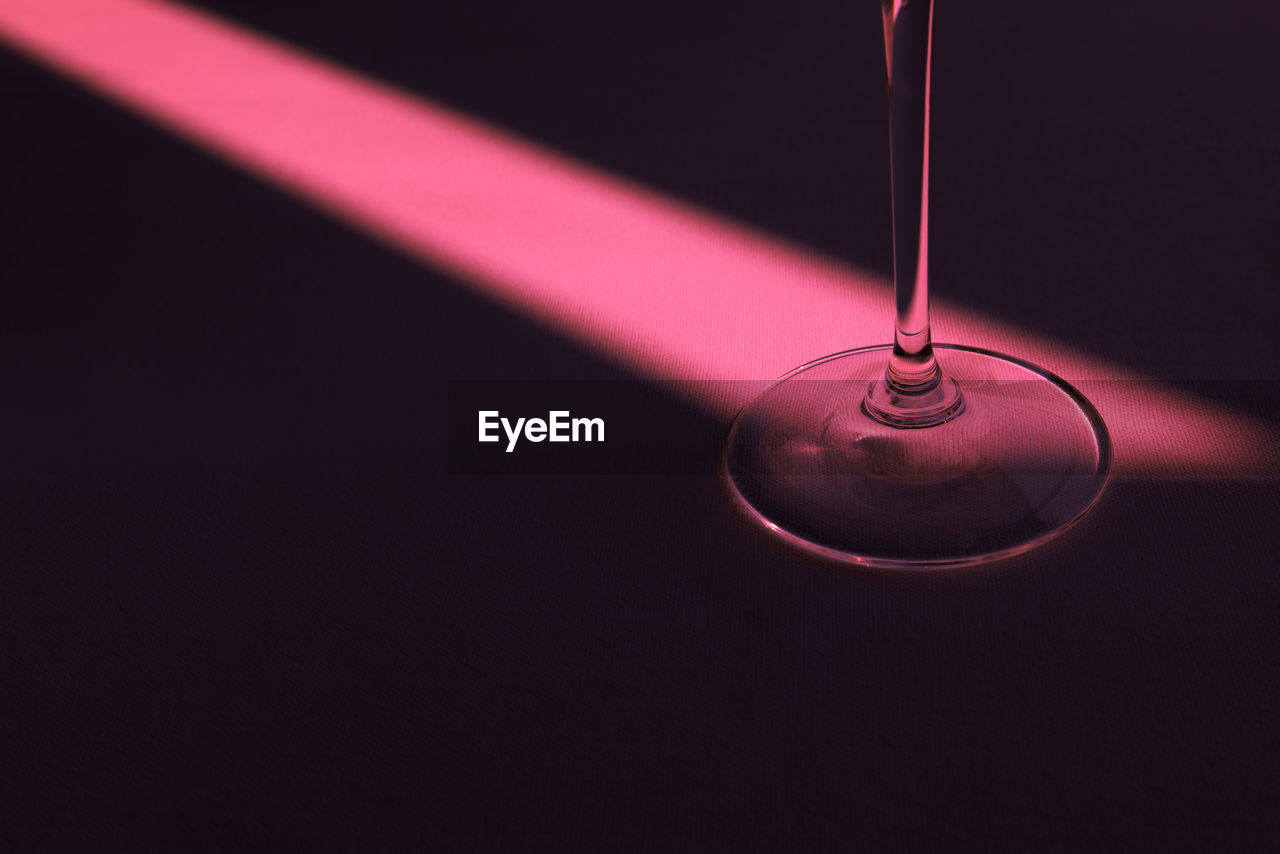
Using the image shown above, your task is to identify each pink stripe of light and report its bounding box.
[0,0,1275,477]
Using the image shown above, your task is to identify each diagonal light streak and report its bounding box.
[0,0,1275,477]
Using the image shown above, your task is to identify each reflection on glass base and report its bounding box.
[724,344,1112,569]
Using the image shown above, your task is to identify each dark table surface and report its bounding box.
[2,0,1278,849]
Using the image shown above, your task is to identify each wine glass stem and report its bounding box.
[883,0,939,393]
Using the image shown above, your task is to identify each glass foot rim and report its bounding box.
[723,343,1113,570]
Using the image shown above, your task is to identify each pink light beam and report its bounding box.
[0,0,1274,478]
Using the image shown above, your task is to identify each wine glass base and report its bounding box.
[724,344,1112,569]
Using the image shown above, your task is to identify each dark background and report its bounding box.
[2,0,1278,849]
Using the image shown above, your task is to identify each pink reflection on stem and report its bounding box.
[0,0,1275,479]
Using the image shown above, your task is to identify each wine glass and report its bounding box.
[723,0,1111,568]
